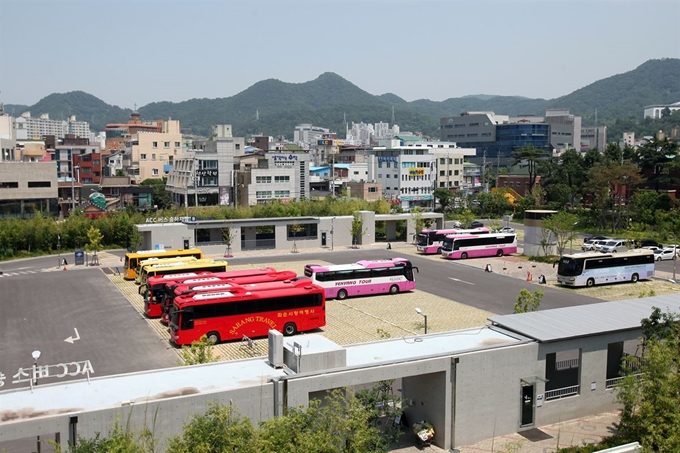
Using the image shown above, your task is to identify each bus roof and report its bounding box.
[174,283,322,307]
[446,232,516,239]
[420,227,489,235]
[126,249,201,257]
[562,249,654,259]
[305,258,409,273]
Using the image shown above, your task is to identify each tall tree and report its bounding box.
[584,162,643,232]
[511,145,549,194]
[541,211,579,256]
[615,309,680,452]
[634,137,680,192]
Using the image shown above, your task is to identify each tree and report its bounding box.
[289,222,304,253]
[350,212,367,248]
[221,226,236,257]
[167,402,258,453]
[179,335,218,366]
[514,288,543,313]
[410,207,431,235]
[433,188,454,212]
[634,136,680,192]
[140,178,172,210]
[615,309,680,452]
[511,145,549,194]
[542,211,579,256]
[584,161,644,232]
[85,226,104,266]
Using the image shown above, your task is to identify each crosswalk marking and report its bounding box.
[0,270,39,278]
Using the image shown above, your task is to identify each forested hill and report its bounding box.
[6,58,680,139]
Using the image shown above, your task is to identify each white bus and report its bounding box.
[556,250,655,287]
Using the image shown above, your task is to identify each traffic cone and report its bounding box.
[63,265,67,271]
[526,271,532,282]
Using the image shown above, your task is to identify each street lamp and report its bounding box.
[31,350,41,386]
[415,307,427,334]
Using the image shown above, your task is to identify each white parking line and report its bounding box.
[448,277,475,285]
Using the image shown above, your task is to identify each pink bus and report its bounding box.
[441,233,517,259]
[303,258,418,300]
[416,227,490,254]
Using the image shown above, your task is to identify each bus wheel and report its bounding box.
[461,252,468,259]
[631,273,639,283]
[496,249,503,257]
[437,247,442,255]
[389,285,399,295]
[586,278,595,288]
[337,289,348,300]
[207,332,220,344]
[283,323,297,336]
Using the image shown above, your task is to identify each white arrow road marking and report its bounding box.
[448,277,475,285]
[64,328,81,344]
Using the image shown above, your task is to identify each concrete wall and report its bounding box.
[136,223,193,251]
[454,343,539,445]
[534,330,639,426]
[524,210,557,256]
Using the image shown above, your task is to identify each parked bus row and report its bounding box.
[136,258,418,346]
[123,248,204,280]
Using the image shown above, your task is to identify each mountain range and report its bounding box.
[5,58,680,140]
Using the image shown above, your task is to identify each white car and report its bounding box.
[499,226,515,233]
[654,248,679,261]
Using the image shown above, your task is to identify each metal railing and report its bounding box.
[555,358,580,370]
[545,384,580,400]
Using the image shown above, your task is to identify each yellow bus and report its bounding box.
[134,257,200,285]
[138,259,229,295]
[123,249,203,280]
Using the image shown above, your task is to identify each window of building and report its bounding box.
[93,159,100,165]
[545,349,581,400]
[164,142,170,148]
[256,191,272,199]
[353,171,359,175]
[439,158,445,164]
[454,124,464,128]
[236,144,240,150]
[469,122,479,127]
[274,176,290,183]
[482,132,492,137]
[606,339,643,388]
[368,187,377,193]
[454,170,459,175]
[152,154,157,161]
[141,154,147,160]
[256,176,272,183]
[152,142,158,148]
[439,182,445,188]
[175,142,181,148]
[275,190,290,198]
[28,181,51,188]
[439,171,445,176]
[386,174,390,178]
[378,174,382,178]
[152,168,159,176]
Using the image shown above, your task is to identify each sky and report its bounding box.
[1,0,679,109]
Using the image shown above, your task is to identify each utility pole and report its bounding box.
[194,154,199,207]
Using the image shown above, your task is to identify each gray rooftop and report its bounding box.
[488,294,680,342]
[0,327,526,422]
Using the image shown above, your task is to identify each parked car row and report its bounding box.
[582,236,678,260]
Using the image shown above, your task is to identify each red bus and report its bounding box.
[159,270,298,323]
[169,279,326,345]
[143,267,281,318]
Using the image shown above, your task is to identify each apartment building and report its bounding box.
[235,150,311,206]
[580,126,607,152]
[104,111,162,154]
[125,119,182,183]
[14,112,90,140]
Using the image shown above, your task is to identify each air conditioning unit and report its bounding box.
[268,330,284,368]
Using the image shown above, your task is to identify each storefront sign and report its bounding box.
[145,216,196,223]
[377,156,397,162]
[408,168,425,176]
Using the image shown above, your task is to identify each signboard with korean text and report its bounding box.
[408,168,425,176]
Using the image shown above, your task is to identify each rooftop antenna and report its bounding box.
[594,108,598,126]
[391,105,395,125]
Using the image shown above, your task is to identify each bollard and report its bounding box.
[485,264,493,273]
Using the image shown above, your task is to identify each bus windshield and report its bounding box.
[557,257,584,277]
